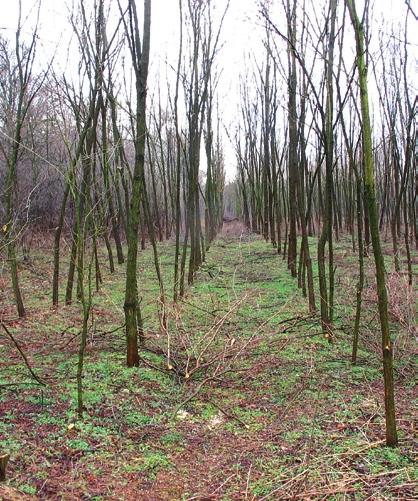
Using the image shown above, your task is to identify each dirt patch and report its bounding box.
[221,219,249,239]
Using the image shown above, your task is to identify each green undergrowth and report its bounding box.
[0,233,416,499]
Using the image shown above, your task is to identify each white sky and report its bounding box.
[1,0,417,180]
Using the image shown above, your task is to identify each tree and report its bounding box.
[122,0,151,367]
[317,0,337,337]
[285,0,298,278]
[346,0,398,447]
[0,2,45,317]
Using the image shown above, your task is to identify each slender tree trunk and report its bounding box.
[52,184,70,306]
[287,0,298,278]
[346,0,398,447]
[123,0,151,367]
[173,0,183,301]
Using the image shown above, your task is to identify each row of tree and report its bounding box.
[0,0,227,348]
[1,0,416,447]
[231,0,417,447]
[0,0,228,411]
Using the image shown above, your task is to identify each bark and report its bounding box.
[346,0,398,447]
[123,0,151,367]
[286,0,298,278]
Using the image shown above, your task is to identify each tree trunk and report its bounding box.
[346,0,398,447]
[123,0,151,367]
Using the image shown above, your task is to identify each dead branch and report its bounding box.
[0,321,45,386]
[204,397,250,429]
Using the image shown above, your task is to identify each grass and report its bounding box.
[0,229,416,499]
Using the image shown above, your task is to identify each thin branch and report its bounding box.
[0,321,45,386]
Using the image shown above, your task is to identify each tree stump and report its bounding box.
[0,454,9,481]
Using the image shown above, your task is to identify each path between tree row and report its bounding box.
[0,228,416,499]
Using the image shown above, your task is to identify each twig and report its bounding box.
[94,323,125,336]
[0,381,43,388]
[205,397,250,429]
[137,354,173,376]
[259,468,309,500]
[245,463,252,500]
[186,473,236,500]
[0,321,45,386]
[171,378,208,418]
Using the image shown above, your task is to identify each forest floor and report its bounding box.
[0,223,417,500]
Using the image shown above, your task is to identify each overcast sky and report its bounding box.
[1,0,417,180]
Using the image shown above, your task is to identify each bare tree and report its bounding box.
[0,2,45,317]
[346,0,398,447]
[121,0,151,367]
